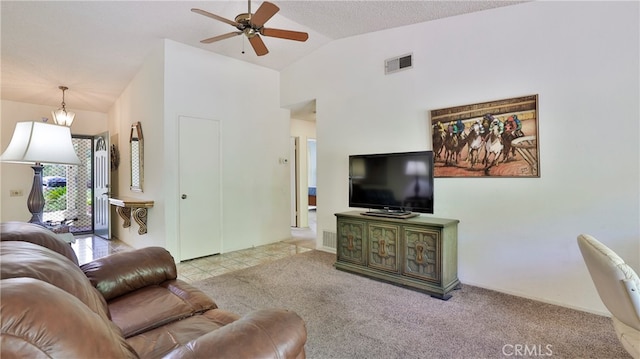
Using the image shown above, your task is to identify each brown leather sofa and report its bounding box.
[0,222,307,358]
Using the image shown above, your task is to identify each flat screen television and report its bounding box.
[349,151,434,217]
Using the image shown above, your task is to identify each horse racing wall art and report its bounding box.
[430,94,539,178]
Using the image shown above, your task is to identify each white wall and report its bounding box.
[3,36,291,263]
[281,1,639,314]
[1,100,107,222]
[107,42,165,249]
[161,40,291,257]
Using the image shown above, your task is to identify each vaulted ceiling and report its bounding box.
[1,1,525,113]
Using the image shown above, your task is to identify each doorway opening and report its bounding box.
[42,136,93,234]
[288,99,317,248]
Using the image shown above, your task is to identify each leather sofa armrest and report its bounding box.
[81,247,177,300]
[163,309,307,359]
[1,278,138,359]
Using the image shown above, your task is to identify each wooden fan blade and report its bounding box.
[191,8,239,27]
[248,35,269,56]
[251,1,279,28]
[201,32,242,44]
[260,28,309,42]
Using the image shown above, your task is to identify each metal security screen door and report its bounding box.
[42,136,93,233]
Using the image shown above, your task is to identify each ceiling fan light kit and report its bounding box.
[192,0,309,56]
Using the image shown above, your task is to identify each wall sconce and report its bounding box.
[51,86,75,127]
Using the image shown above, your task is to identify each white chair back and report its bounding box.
[577,234,640,331]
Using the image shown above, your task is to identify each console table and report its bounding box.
[108,197,154,235]
[335,211,460,300]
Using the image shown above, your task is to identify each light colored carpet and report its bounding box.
[193,250,630,359]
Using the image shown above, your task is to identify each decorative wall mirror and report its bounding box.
[130,122,144,192]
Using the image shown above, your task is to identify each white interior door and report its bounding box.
[93,133,110,239]
[179,116,222,261]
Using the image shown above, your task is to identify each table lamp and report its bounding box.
[1,121,81,225]
[405,160,428,198]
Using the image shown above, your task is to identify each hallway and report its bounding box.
[285,208,316,248]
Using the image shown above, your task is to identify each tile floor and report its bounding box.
[72,209,317,283]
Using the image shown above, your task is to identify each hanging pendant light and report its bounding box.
[52,86,75,126]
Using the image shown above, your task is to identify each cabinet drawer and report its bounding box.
[403,226,441,283]
[368,223,399,273]
[337,219,366,265]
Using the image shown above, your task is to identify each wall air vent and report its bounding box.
[323,231,337,249]
[385,53,413,75]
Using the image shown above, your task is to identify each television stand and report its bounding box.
[361,210,419,219]
[335,211,460,300]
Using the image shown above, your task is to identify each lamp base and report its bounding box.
[27,164,45,226]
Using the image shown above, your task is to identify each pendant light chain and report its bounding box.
[59,86,68,112]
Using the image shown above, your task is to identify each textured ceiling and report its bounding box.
[1,1,526,113]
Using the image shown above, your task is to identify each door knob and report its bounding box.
[181,194,187,199]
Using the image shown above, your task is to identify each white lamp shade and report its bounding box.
[52,109,75,126]
[1,122,81,165]
[405,161,428,176]
[351,158,366,178]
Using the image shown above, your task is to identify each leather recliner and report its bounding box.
[0,222,307,358]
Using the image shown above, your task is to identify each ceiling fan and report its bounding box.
[191,0,309,56]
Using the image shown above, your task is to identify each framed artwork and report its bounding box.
[430,94,539,178]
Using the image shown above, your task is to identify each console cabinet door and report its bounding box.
[402,226,441,283]
[337,219,366,265]
[368,223,399,273]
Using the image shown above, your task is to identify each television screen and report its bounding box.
[349,151,434,215]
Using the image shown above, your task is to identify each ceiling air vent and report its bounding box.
[385,53,413,75]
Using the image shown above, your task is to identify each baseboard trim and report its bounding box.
[461,279,611,317]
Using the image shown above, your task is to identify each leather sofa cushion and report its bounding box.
[0,241,110,320]
[109,280,217,338]
[126,309,239,358]
[0,221,78,265]
[163,309,308,359]
[0,278,138,359]
[82,246,179,300]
